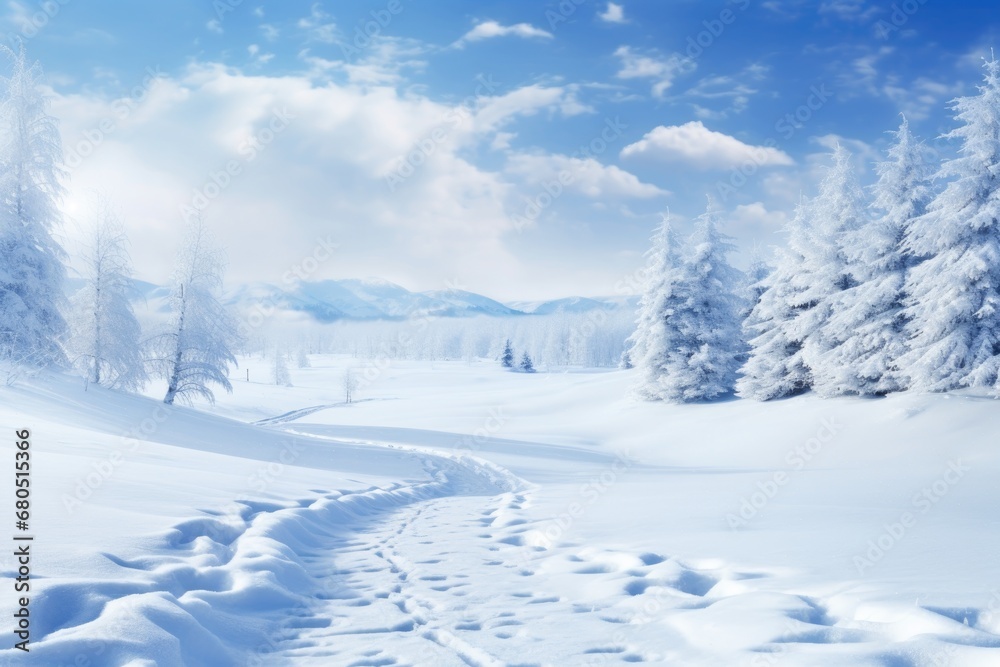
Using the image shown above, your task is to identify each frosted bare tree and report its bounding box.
[66,198,146,391]
[342,367,358,403]
[0,45,67,368]
[273,347,291,386]
[151,217,241,405]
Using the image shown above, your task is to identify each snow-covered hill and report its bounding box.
[3,359,999,665]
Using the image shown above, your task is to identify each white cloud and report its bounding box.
[883,77,962,121]
[819,0,879,22]
[838,46,894,97]
[760,0,808,18]
[247,45,274,66]
[453,21,553,48]
[684,65,768,118]
[300,36,429,86]
[206,19,223,34]
[763,0,877,21]
[809,134,879,175]
[298,4,337,43]
[599,3,627,24]
[613,46,693,98]
[730,202,789,244]
[505,153,667,199]
[260,23,279,41]
[471,84,591,134]
[621,122,794,170]
[52,62,604,299]
[492,132,516,150]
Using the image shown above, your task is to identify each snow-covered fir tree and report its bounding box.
[152,218,241,405]
[737,198,816,400]
[741,148,866,400]
[500,339,514,368]
[736,246,772,364]
[819,118,931,395]
[0,45,67,366]
[66,200,147,391]
[901,57,1000,392]
[739,247,772,322]
[627,211,683,400]
[796,146,868,393]
[296,346,311,368]
[652,198,743,402]
[519,351,535,373]
[273,348,291,386]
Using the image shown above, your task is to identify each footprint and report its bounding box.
[583,646,626,654]
[624,579,650,596]
[672,570,717,597]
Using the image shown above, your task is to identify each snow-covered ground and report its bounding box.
[2,356,999,666]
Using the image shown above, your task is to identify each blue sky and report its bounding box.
[10,0,1000,299]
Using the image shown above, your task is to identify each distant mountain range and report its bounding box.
[66,277,637,323]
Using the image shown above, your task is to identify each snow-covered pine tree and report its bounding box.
[739,247,772,322]
[819,118,931,395]
[519,351,535,373]
[737,198,816,400]
[296,346,311,368]
[0,45,67,367]
[653,197,743,402]
[902,57,1000,392]
[627,211,683,400]
[735,246,772,364]
[273,347,291,386]
[152,217,241,405]
[796,146,868,395]
[500,339,514,368]
[66,200,147,391]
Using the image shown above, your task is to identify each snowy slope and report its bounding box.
[2,360,999,665]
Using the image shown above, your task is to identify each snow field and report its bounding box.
[0,357,999,664]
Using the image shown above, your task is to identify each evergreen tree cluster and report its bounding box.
[499,338,535,373]
[627,201,743,402]
[631,59,1000,402]
[0,46,241,403]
